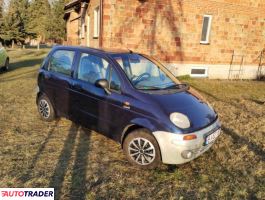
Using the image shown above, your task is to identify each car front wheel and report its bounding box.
[123,128,161,169]
[37,94,56,122]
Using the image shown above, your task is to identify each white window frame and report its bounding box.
[200,15,212,44]
[93,6,100,38]
[80,19,85,39]
[190,66,208,78]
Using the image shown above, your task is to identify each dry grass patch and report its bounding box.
[0,49,264,199]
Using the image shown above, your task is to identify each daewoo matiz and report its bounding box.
[36,46,221,169]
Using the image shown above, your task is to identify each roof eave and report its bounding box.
[64,0,89,11]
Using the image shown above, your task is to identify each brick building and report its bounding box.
[64,0,265,79]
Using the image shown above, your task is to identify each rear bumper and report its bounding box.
[153,119,221,164]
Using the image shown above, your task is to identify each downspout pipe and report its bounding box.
[80,2,88,42]
[99,0,103,48]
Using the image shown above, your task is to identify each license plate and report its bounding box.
[205,129,221,145]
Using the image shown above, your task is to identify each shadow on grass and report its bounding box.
[222,126,265,161]
[190,85,222,101]
[49,123,91,200]
[191,85,262,117]
[166,165,178,173]
[0,69,38,83]
[69,127,91,200]
[247,98,265,105]
[0,55,43,77]
[9,58,44,71]
[19,120,60,183]
[49,123,79,199]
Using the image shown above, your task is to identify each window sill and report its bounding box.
[200,41,210,45]
[93,36,99,39]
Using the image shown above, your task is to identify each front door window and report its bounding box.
[77,53,121,91]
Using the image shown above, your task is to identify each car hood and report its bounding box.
[142,88,217,132]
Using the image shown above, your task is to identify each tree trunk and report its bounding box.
[11,40,14,48]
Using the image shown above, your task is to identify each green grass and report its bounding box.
[0,49,264,200]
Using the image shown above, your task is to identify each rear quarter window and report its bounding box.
[48,50,75,76]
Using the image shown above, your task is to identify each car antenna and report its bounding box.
[127,48,133,54]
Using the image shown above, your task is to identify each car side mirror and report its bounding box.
[95,79,111,95]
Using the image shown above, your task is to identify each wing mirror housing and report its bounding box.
[95,79,111,95]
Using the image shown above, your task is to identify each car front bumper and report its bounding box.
[153,119,221,164]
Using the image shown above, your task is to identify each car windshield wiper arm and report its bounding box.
[164,83,190,90]
[137,86,163,90]
[138,83,190,91]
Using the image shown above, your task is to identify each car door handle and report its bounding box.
[72,83,82,91]
[123,102,130,109]
[44,74,51,79]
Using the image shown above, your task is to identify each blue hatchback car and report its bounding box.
[37,46,221,169]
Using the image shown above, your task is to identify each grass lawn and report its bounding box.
[0,49,264,200]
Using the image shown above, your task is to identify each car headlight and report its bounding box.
[170,112,190,129]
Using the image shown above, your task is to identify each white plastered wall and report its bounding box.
[165,63,261,79]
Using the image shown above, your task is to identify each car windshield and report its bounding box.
[111,53,177,90]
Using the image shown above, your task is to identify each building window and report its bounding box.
[82,19,85,39]
[80,19,85,39]
[200,15,212,44]
[93,6,100,38]
[190,67,208,78]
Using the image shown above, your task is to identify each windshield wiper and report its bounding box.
[138,83,190,91]
[164,83,190,90]
[137,86,163,90]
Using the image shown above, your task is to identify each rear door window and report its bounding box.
[48,50,75,76]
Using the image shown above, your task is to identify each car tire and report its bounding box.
[37,94,56,122]
[3,58,9,71]
[123,128,162,169]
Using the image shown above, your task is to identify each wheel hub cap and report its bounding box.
[39,99,50,119]
[128,137,155,165]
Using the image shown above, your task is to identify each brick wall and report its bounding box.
[65,0,101,47]
[66,11,80,45]
[102,0,265,65]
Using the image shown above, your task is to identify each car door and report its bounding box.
[99,66,134,141]
[70,52,109,130]
[70,52,132,139]
[43,49,76,117]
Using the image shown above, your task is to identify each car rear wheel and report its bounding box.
[37,94,55,122]
[123,128,161,169]
[3,58,9,71]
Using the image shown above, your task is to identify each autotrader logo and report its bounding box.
[0,188,54,200]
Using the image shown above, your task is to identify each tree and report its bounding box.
[0,0,69,46]
[0,0,4,42]
[27,0,51,42]
[47,0,68,43]
[0,0,3,19]
[0,0,30,46]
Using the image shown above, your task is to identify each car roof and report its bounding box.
[53,45,132,55]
